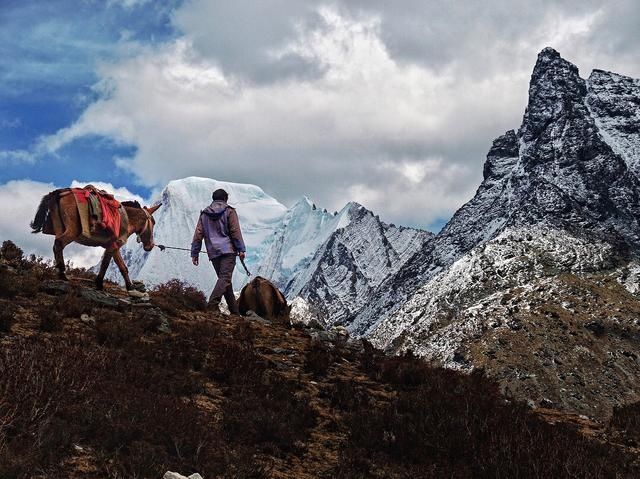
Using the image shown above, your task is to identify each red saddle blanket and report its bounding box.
[73,187,122,243]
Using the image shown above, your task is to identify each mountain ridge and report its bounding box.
[344,47,640,338]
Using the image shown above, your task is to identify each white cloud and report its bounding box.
[0,149,36,164]
[0,180,145,268]
[35,2,640,228]
[38,8,523,227]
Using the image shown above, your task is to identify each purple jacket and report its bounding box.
[191,200,246,259]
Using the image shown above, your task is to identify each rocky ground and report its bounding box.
[371,227,640,422]
[1,242,640,478]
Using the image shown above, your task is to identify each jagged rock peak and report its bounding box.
[343,201,366,214]
[521,48,587,142]
[589,68,639,84]
[482,129,519,181]
[533,47,580,77]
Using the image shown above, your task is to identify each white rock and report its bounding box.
[163,472,203,479]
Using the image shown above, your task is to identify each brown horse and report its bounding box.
[30,189,161,291]
[238,276,291,324]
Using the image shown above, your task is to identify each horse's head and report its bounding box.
[136,203,161,252]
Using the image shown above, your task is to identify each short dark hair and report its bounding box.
[212,188,229,201]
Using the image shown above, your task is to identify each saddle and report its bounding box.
[49,186,129,247]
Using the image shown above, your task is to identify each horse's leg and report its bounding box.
[53,232,78,280]
[95,249,114,290]
[112,249,133,291]
[53,195,82,281]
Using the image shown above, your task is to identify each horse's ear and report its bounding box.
[147,203,162,215]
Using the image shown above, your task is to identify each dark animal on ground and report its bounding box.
[238,276,290,324]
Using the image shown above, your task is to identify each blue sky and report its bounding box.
[2,0,639,235]
[0,0,180,197]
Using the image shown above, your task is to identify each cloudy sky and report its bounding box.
[1,0,640,263]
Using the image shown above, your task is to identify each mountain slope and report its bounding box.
[2,251,638,477]
[587,69,640,176]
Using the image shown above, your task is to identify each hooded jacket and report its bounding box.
[191,200,246,259]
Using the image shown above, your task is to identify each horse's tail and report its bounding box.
[30,191,59,233]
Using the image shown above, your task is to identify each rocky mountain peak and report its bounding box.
[521,48,587,143]
[349,47,640,338]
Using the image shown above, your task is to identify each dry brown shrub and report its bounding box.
[0,305,16,334]
[0,240,23,262]
[304,341,335,377]
[38,309,63,333]
[150,279,207,314]
[0,271,18,299]
[610,402,640,445]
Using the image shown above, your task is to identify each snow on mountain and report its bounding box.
[257,199,434,325]
[587,69,640,177]
[338,48,640,420]
[107,177,287,295]
[254,197,350,289]
[368,226,622,360]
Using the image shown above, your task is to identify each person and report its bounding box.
[191,188,246,314]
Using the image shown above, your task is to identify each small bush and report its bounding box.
[370,353,433,386]
[0,240,23,262]
[328,379,372,412]
[16,274,40,297]
[56,290,89,318]
[222,377,316,456]
[305,341,335,377]
[0,271,18,299]
[232,319,254,343]
[95,310,139,347]
[150,279,207,314]
[0,305,16,333]
[38,310,63,333]
[205,339,263,385]
[610,402,640,444]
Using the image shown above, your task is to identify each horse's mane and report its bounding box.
[121,200,142,209]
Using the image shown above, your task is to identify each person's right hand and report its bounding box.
[192,257,199,266]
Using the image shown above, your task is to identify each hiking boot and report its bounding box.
[207,299,221,314]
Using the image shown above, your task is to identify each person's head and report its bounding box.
[212,188,229,202]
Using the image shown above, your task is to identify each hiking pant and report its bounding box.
[209,253,239,314]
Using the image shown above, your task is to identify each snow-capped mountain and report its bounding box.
[348,47,640,338]
[256,198,433,324]
[109,177,432,321]
[107,177,287,295]
[344,47,640,418]
[254,197,351,289]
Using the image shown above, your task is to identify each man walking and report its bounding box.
[191,188,246,314]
